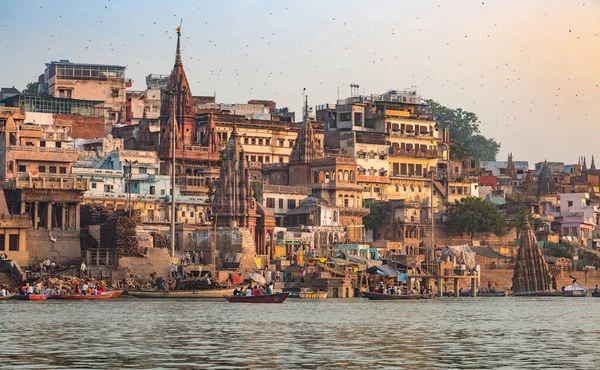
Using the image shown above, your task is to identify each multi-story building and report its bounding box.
[557,193,599,243]
[0,107,86,265]
[126,74,168,126]
[39,60,129,132]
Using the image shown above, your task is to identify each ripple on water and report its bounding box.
[1,297,600,369]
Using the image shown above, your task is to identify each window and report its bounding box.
[416,164,422,176]
[287,199,296,209]
[279,139,284,147]
[568,201,573,207]
[400,163,407,175]
[40,141,46,147]
[250,155,256,162]
[393,163,399,176]
[139,167,147,174]
[18,165,26,172]
[265,139,271,146]
[104,185,112,192]
[266,198,275,208]
[279,157,284,163]
[49,166,57,174]
[149,186,155,195]
[408,164,415,176]
[344,198,349,207]
[354,112,363,126]
[161,189,166,195]
[190,212,194,218]
[111,88,119,97]
[9,235,18,251]
[38,166,46,173]
[244,137,249,144]
[56,141,62,148]
[258,138,263,145]
[60,167,67,174]
[265,156,270,163]
[288,140,294,147]
[374,187,381,194]
[91,182,97,189]
[258,156,263,163]
[0,234,4,251]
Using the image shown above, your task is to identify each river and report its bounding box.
[1,297,599,369]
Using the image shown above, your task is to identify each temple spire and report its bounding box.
[591,155,596,170]
[175,21,183,66]
[583,156,588,171]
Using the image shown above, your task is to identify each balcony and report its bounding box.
[6,175,88,191]
[8,145,78,162]
[390,148,439,159]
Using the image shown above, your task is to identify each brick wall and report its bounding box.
[53,114,105,140]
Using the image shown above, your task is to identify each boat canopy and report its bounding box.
[564,283,589,292]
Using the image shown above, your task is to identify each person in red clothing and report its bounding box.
[487,281,492,292]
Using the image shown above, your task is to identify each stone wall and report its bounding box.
[431,226,518,247]
[194,227,258,272]
[26,229,81,265]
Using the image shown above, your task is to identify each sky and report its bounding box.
[0,0,598,165]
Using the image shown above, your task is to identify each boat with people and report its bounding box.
[128,288,235,299]
[361,292,433,300]
[14,294,48,301]
[49,290,125,300]
[224,292,290,303]
[0,293,15,300]
[298,288,327,299]
[460,290,508,297]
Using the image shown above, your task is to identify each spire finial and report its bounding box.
[175,20,183,66]
[303,88,309,124]
[591,155,596,170]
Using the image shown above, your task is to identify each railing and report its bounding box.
[390,148,439,158]
[263,184,312,195]
[8,145,78,154]
[71,168,124,176]
[8,176,88,190]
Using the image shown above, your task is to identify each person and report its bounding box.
[594,285,599,294]
[194,251,199,265]
[0,253,4,261]
[199,251,204,264]
[257,285,265,296]
[171,263,177,278]
[233,287,241,296]
[584,267,589,284]
[245,286,253,297]
[80,262,87,278]
[275,270,281,282]
[81,282,89,295]
[266,270,272,283]
[487,281,492,292]
[50,260,57,274]
[252,285,259,296]
[267,282,273,295]
[1,287,7,296]
[26,284,34,294]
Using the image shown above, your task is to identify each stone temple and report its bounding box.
[512,220,551,295]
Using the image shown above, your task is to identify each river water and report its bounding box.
[1,297,599,369]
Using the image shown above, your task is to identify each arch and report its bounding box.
[338,170,343,181]
[185,168,192,176]
[324,171,330,183]
[318,171,325,183]
[7,161,13,172]
[349,170,355,182]
[343,170,349,181]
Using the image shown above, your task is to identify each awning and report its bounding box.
[367,265,400,277]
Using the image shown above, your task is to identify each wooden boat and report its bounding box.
[299,288,327,299]
[461,291,507,297]
[14,294,48,301]
[563,283,589,297]
[0,294,15,300]
[361,292,432,300]
[224,292,290,303]
[591,291,600,297]
[48,290,124,300]
[109,290,124,298]
[128,288,235,299]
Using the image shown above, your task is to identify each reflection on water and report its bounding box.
[1,297,599,369]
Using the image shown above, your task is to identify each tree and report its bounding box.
[505,194,545,237]
[362,200,382,231]
[23,82,38,95]
[423,99,500,162]
[445,197,506,240]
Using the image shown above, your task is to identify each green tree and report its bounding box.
[423,99,500,161]
[362,200,381,230]
[445,196,506,240]
[23,82,38,95]
[505,194,545,237]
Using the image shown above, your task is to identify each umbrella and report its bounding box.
[249,272,266,285]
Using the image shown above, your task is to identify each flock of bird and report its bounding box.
[1,1,598,160]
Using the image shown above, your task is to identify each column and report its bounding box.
[471,277,477,298]
[437,277,443,297]
[20,201,25,215]
[47,202,53,229]
[75,204,80,231]
[61,204,66,231]
[33,202,39,230]
[454,278,459,298]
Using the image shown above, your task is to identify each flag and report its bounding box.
[176,26,181,32]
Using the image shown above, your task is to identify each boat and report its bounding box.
[298,288,328,299]
[361,292,433,300]
[563,283,589,297]
[128,288,235,299]
[460,291,508,297]
[48,290,124,300]
[0,294,15,300]
[224,292,290,303]
[592,291,600,297]
[14,294,48,301]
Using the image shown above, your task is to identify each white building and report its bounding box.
[559,193,599,243]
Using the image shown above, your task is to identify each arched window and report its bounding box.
[7,161,13,172]
[395,185,399,192]
[344,170,349,181]
[324,171,330,183]
[338,170,343,181]
[349,170,355,182]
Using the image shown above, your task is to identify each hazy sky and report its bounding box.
[1,0,598,165]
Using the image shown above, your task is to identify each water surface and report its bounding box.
[1,297,599,369]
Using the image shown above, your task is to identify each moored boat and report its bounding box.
[563,283,589,297]
[298,288,327,299]
[0,294,15,300]
[14,294,48,301]
[128,288,235,299]
[224,292,290,303]
[592,291,600,297]
[361,292,432,300]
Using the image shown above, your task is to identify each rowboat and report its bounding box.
[0,294,15,300]
[461,291,508,297]
[298,288,328,299]
[48,290,124,300]
[361,292,433,300]
[224,292,290,303]
[14,294,48,301]
[128,288,235,299]
[592,291,600,297]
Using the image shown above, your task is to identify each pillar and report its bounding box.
[20,201,25,215]
[471,277,477,297]
[75,204,80,231]
[454,278,459,298]
[61,204,66,231]
[437,277,443,297]
[33,202,38,230]
[47,202,53,229]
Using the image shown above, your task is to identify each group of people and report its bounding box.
[233,282,275,297]
[1,285,9,296]
[39,258,57,274]
[180,251,203,266]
